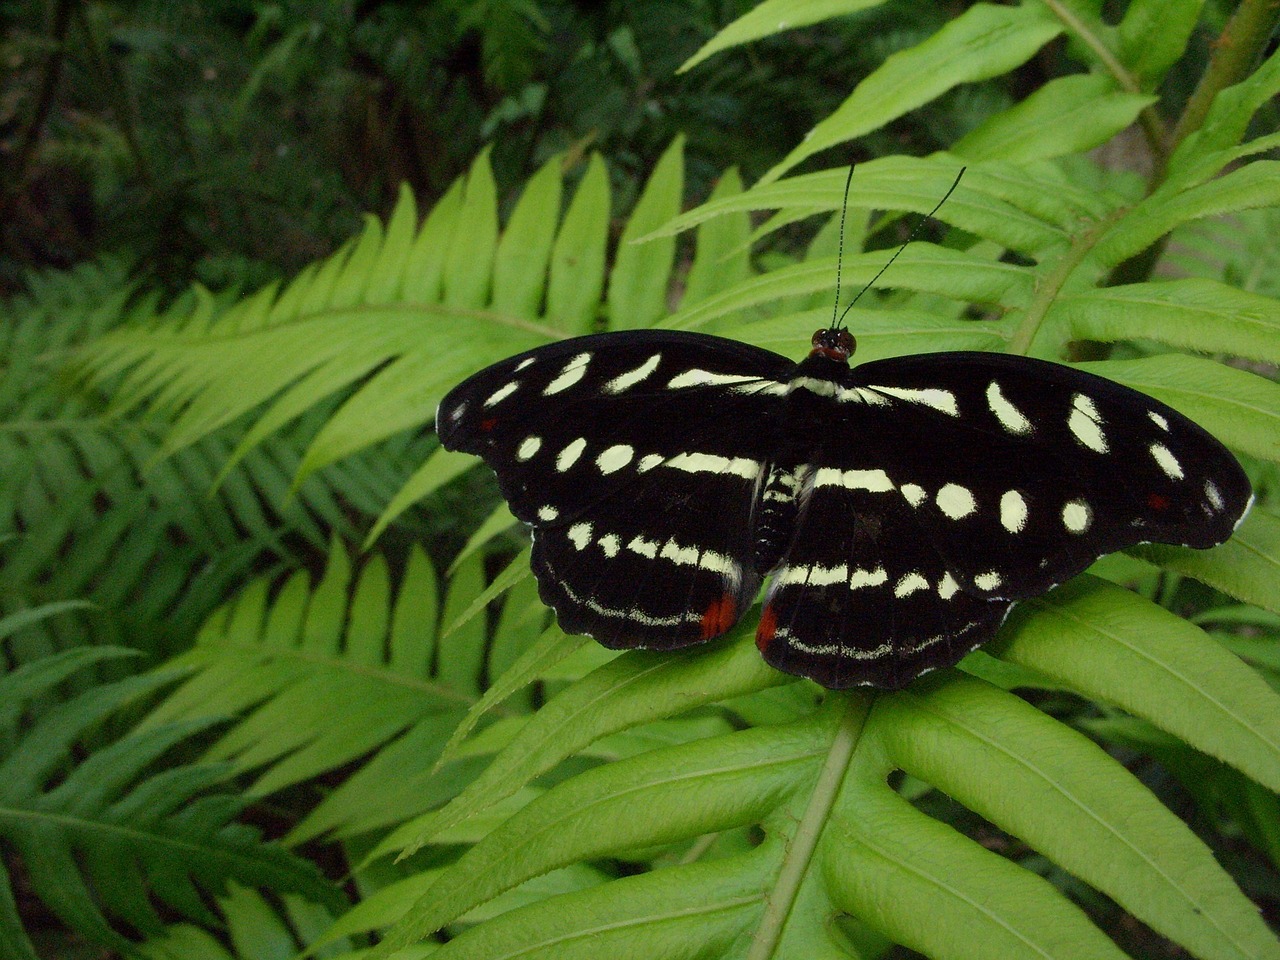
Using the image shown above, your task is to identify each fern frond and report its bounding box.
[375,626,1280,959]
[0,647,340,956]
[143,539,548,844]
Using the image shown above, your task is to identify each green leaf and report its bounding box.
[608,137,684,330]
[680,168,751,322]
[378,626,784,860]
[656,158,1071,256]
[492,155,562,318]
[374,676,1280,959]
[868,677,1279,960]
[444,149,499,309]
[546,154,610,334]
[954,73,1155,163]
[761,3,1063,183]
[826,786,1129,959]
[667,243,1032,334]
[1098,161,1280,266]
[1166,46,1280,185]
[144,542,534,842]
[1117,0,1203,86]
[1052,279,1280,365]
[385,723,826,947]
[0,652,338,953]
[679,0,890,73]
[997,576,1280,793]
[369,448,478,547]
[1135,507,1280,617]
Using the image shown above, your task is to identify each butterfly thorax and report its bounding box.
[752,349,857,573]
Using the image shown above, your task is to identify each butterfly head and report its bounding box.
[810,328,856,364]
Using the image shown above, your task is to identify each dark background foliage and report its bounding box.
[3,0,1196,292]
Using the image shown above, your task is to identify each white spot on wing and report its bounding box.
[986,381,1031,434]
[1062,499,1091,533]
[974,571,1002,591]
[664,452,761,479]
[628,535,659,559]
[938,572,960,599]
[514,357,536,372]
[813,468,894,492]
[849,567,888,589]
[568,522,592,550]
[596,444,634,474]
[537,505,558,522]
[901,484,927,508]
[1000,490,1028,533]
[605,354,662,393]
[638,454,664,472]
[1069,393,1108,453]
[659,540,699,566]
[869,385,959,416]
[544,353,592,395]
[556,438,586,472]
[484,381,520,407]
[1150,442,1184,479]
[1148,410,1170,431]
[790,376,836,397]
[1205,480,1225,511]
[560,580,692,627]
[599,534,620,558]
[894,572,929,597]
[937,483,976,520]
[775,564,848,587]
[517,435,542,461]
[667,369,760,389]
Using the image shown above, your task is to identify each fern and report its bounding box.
[141,541,555,845]
[0,644,341,957]
[69,2,1280,958]
[0,256,444,663]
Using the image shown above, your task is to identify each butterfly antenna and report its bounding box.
[830,165,857,330]
[834,167,966,331]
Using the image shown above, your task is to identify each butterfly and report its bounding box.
[435,323,1252,689]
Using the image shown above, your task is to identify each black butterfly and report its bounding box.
[436,326,1251,689]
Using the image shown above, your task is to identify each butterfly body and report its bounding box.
[437,329,1251,689]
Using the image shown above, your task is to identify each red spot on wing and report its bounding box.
[1147,492,1171,511]
[480,417,498,432]
[700,593,739,640]
[756,603,778,651]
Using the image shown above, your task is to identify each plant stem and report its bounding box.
[1167,0,1280,169]
[1108,0,1280,291]
[747,692,872,960]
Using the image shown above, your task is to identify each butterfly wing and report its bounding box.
[437,330,796,648]
[758,351,1252,689]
